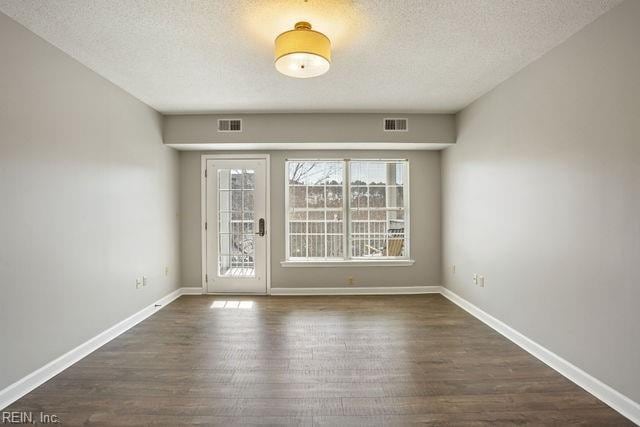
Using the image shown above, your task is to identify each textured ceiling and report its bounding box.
[0,0,623,113]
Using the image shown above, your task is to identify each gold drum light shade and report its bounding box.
[274,22,331,78]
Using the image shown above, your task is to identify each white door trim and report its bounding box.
[201,154,271,295]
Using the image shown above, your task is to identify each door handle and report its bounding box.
[256,218,265,237]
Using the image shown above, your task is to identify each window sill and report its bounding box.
[280,259,415,268]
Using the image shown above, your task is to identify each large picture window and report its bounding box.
[285,159,410,262]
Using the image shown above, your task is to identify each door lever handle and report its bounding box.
[256,218,265,237]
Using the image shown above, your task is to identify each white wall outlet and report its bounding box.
[164,266,170,276]
[473,273,478,285]
[135,278,143,289]
[142,276,148,287]
[479,275,485,287]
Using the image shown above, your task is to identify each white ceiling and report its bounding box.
[0,0,622,114]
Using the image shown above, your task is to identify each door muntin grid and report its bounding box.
[217,168,256,277]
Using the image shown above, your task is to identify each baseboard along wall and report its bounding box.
[269,285,441,296]
[439,288,640,425]
[0,287,187,410]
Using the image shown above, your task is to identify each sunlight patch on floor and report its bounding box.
[211,300,254,309]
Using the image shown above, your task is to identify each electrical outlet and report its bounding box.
[135,278,143,289]
[473,273,478,285]
[164,266,170,276]
[479,275,485,287]
[347,276,354,285]
[142,276,148,287]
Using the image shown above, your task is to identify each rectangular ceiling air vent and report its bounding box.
[218,119,242,132]
[383,118,408,132]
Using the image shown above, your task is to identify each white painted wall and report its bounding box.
[0,13,180,390]
[442,0,640,403]
[180,150,441,289]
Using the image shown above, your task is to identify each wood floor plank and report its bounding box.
[380,377,579,397]
[313,409,632,426]
[49,413,314,426]
[341,392,611,416]
[4,294,630,425]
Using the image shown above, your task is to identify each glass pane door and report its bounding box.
[217,168,255,278]
[205,157,267,294]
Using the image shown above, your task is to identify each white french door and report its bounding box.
[205,157,268,293]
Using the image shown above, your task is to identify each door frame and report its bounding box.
[201,154,271,295]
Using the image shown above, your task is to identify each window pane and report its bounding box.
[326,186,343,208]
[289,235,307,258]
[352,221,367,234]
[369,221,386,234]
[286,161,345,260]
[351,238,367,257]
[289,210,305,221]
[243,190,254,211]
[351,162,387,185]
[308,186,325,208]
[327,235,344,258]
[351,161,405,186]
[349,161,408,259]
[308,222,325,234]
[351,209,368,221]
[350,186,368,208]
[289,186,307,209]
[369,187,386,207]
[290,222,306,234]
[309,210,325,220]
[307,235,325,257]
[388,186,403,208]
[231,190,242,211]
[327,222,343,234]
[231,169,243,189]
[389,163,405,185]
[288,161,343,185]
[327,210,343,221]
[244,170,255,189]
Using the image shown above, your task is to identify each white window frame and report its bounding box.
[282,158,414,267]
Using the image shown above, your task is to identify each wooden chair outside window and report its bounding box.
[367,228,405,257]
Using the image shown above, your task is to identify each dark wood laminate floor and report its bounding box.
[6,295,631,426]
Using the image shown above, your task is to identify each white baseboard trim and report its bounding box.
[270,285,441,296]
[0,286,192,411]
[440,287,640,425]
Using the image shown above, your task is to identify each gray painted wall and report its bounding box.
[442,0,640,402]
[180,150,441,288]
[164,113,455,146]
[0,13,180,390]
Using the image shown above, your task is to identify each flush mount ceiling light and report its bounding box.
[274,21,331,78]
